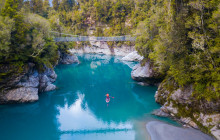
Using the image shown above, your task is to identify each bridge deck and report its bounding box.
[54,36,136,42]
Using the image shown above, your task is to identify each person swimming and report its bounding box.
[106,93,110,103]
[106,93,115,103]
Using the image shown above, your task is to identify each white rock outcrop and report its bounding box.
[131,61,162,85]
[121,51,143,61]
[44,83,56,92]
[59,53,79,64]
[1,87,38,103]
[70,41,135,56]
[131,62,152,79]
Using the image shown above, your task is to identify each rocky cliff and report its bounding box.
[0,53,79,104]
[0,63,55,104]
[131,60,163,85]
[70,41,135,57]
[59,51,79,64]
[131,60,220,139]
[121,51,143,61]
[154,81,220,139]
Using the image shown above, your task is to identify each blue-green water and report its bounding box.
[0,54,179,140]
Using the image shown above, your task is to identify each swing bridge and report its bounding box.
[51,31,136,42]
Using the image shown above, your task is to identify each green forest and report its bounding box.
[0,0,219,102]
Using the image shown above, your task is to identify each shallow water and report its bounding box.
[0,54,179,140]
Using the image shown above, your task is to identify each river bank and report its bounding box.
[146,121,213,140]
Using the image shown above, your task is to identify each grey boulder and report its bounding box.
[0,87,38,103]
[131,61,162,85]
[60,53,79,64]
[44,83,56,92]
[121,51,143,61]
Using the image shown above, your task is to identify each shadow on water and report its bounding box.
[0,54,180,140]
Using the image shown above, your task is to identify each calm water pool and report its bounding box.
[0,54,179,140]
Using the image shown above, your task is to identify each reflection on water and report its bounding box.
[0,54,179,140]
[57,93,133,132]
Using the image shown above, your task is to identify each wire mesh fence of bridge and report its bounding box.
[50,31,136,42]
[54,36,136,42]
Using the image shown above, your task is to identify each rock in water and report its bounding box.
[131,61,162,85]
[60,53,79,64]
[131,63,150,79]
[152,109,169,117]
[39,67,57,92]
[146,121,214,140]
[121,51,143,61]
[0,87,38,103]
[44,83,56,92]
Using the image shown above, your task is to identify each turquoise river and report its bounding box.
[0,54,179,140]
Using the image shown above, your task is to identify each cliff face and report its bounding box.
[155,82,220,139]
[0,53,79,104]
[131,61,220,139]
[59,51,79,64]
[131,60,163,85]
[0,63,57,104]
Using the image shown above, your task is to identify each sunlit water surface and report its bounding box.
[0,54,179,140]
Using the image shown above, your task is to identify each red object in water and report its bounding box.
[106,93,114,98]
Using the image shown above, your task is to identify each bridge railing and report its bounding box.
[54,36,136,42]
